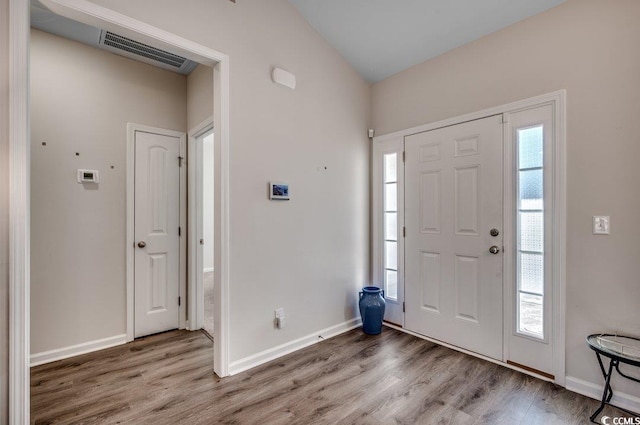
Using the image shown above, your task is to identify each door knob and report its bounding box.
[489,246,500,254]
[138,241,146,248]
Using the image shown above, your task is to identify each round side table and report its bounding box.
[586,334,640,423]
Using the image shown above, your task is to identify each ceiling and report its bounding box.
[288,0,566,83]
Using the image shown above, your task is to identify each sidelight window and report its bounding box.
[516,126,544,338]
[383,153,398,300]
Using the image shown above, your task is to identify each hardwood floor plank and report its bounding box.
[31,328,623,424]
[471,371,543,424]
[525,382,596,424]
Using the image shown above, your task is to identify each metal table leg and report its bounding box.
[590,354,616,423]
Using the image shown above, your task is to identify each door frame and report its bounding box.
[126,123,187,341]
[9,0,232,422]
[372,90,566,385]
[187,117,214,332]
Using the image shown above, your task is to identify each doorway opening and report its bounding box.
[188,120,215,338]
[10,1,232,421]
[201,130,215,338]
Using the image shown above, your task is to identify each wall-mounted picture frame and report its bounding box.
[269,182,290,200]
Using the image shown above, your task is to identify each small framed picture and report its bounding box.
[269,182,290,200]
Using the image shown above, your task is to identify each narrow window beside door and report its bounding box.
[517,126,544,339]
[383,153,398,300]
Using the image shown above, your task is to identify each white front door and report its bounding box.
[134,129,181,338]
[404,115,504,360]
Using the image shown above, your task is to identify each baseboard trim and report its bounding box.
[228,317,362,375]
[566,376,640,414]
[30,334,128,367]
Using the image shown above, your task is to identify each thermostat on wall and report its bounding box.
[269,182,289,200]
[77,169,99,184]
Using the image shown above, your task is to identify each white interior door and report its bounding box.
[404,115,504,360]
[134,130,181,338]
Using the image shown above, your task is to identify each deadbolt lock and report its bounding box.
[490,228,500,237]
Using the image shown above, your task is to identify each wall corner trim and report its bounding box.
[228,318,362,375]
[30,334,128,367]
[565,375,640,414]
[9,0,31,423]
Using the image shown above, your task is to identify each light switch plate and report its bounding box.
[593,216,610,235]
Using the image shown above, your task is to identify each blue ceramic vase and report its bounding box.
[359,286,386,335]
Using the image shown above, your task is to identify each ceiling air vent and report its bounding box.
[99,30,197,75]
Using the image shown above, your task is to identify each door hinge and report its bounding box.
[178,156,184,167]
[403,302,405,313]
[402,151,406,162]
[178,226,182,236]
[403,226,406,237]
[178,296,181,306]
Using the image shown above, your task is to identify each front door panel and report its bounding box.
[405,115,503,360]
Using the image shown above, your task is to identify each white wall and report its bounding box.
[86,0,372,363]
[202,133,214,271]
[0,0,9,420]
[372,0,640,396]
[30,29,188,354]
[187,64,213,131]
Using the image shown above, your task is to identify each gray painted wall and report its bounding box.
[187,64,213,131]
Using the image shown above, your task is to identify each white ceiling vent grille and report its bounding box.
[99,30,197,75]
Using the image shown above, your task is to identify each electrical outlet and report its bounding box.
[274,308,285,329]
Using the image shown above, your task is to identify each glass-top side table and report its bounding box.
[586,334,640,423]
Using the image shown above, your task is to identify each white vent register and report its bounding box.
[99,31,198,75]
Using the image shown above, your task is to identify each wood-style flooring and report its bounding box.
[31,328,634,424]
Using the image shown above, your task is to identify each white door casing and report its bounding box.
[133,128,183,338]
[404,115,504,360]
